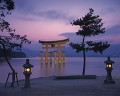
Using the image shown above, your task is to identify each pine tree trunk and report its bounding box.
[82,48,86,75]
[82,36,86,75]
[0,41,16,87]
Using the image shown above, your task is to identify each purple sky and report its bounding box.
[6,0,120,50]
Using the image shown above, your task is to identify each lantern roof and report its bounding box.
[23,59,34,68]
[104,57,115,64]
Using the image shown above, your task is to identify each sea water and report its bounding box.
[0,57,120,83]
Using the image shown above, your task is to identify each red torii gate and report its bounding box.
[39,38,69,64]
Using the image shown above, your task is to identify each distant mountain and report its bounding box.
[63,44,120,57]
[10,51,26,58]
[22,48,40,57]
[0,48,26,58]
[22,44,120,57]
[103,44,120,57]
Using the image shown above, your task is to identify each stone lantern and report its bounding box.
[104,57,115,84]
[23,59,33,88]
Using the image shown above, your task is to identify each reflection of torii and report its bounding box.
[39,38,69,64]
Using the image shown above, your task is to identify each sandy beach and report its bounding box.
[0,76,120,96]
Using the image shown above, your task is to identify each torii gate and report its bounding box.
[39,38,69,64]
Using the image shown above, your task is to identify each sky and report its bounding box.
[6,0,120,50]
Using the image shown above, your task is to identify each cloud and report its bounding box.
[100,8,116,15]
[14,0,38,12]
[13,10,74,25]
[14,0,74,23]
[14,0,120,25]
[35,10,74,22]
[107,25,120,34]
[59,25,120,45]
[59,32,83,43]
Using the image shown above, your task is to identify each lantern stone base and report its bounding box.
[104,80,115,84]
[24,75,30,88]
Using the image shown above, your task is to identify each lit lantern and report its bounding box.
[104,57,115,84]
[106,64,112,69]
[23,59,33,88]
[23,59,33,75]
[105,57,114,69]
[24,68,31,73]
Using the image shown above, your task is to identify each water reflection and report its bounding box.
[40,62,65,77]
[0,57,120,83]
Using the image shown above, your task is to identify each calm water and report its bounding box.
[0,57,120,83]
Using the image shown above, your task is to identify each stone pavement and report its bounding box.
[0,76,120,96]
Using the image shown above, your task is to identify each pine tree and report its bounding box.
[0,0,31,87]
[69,8,110,75]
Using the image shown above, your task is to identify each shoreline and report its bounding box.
[1,75,120,84]
[0,76,120,96]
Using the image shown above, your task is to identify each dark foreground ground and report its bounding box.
[0,76,120,96]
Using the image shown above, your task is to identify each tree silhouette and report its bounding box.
[69,8,110,75]
[0,0,31,87]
